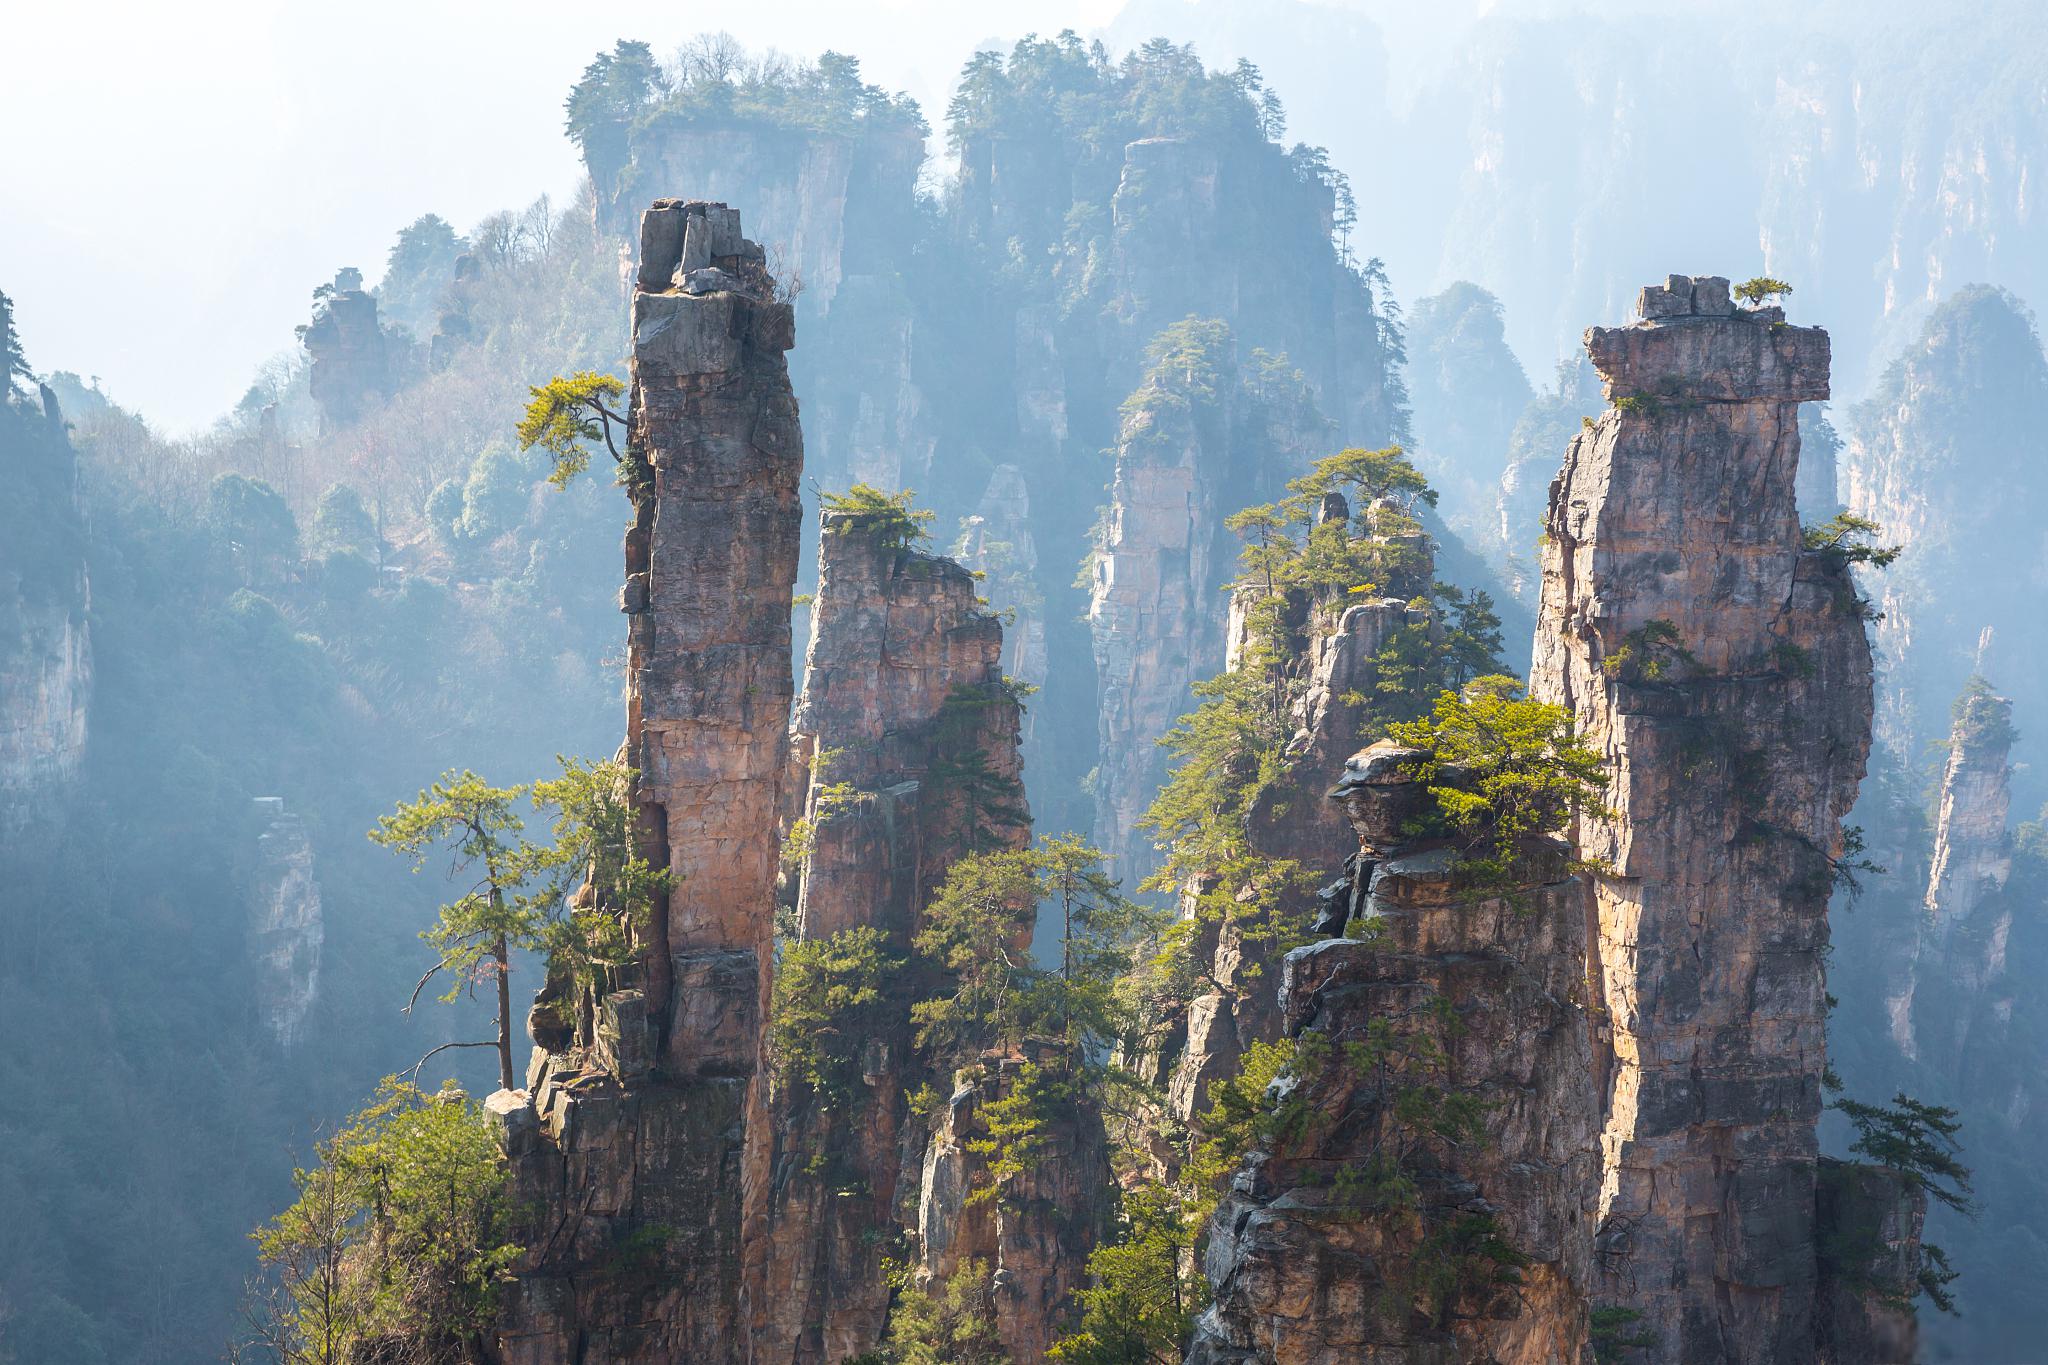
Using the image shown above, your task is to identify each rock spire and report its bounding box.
[1530,274,1875,1360]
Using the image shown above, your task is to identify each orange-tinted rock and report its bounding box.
[1530,276,1876,1361]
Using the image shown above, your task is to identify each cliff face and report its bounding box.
[917,1051,1111,1362]
[1087,337,1233,891]
[1530,275,1875,1361]
[1087,326,1330,891]
[1192,746,1596,1364]
[300,270,396,434]
[1839,285,2048,780]
[749,512,1025,1364]
[1494,359,1602,600]
[493,201,802,1363]
[247,797,323,1048]
[0,383,92,819]
[1405,282,1534,546]
[1156,497,1438,1134]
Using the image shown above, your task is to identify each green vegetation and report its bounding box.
[1591,1306,1658,1362]
[821,482,937,550]
[1048,1184,1204,1364]
[1802,511,1901,569]
[1385,676,1607,893]
[246,1079,518,1364]
[872,1260,1007,1365]
[1602,619,1698,683]
[369,760,664,1090]
[769,926,905,1111]
[516,370,629,489]
[1734,276,1794,306]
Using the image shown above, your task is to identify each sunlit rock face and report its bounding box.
[1190,747,1600,1364]
[247,798,323,1049]
[490,201,803,1363]
[1530,275,1876,1362]
[749,509,1032,1364]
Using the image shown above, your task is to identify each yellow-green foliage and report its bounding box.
[821,482,935,551]
[768,925,904,1110]
[516,371,627,488]
[1386,676,1607,892]
[249,1079,519,1361]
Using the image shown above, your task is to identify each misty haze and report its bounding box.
[2,2,2043,1362]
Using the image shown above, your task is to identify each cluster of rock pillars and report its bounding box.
[477,203,1924,1365]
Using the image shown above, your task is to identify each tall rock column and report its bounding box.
[746,511,1025,1363]
[494,200,801,1364]
[1087,333,1233,890]
[1529,275,1874,1361]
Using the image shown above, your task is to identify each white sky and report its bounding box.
[2,0,1500,431]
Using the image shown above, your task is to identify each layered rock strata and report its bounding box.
[919,1046,1112,1362]
[1190,744,1597,1363]
[1529,275,1876,1361]
[492,201,801,1363]
[748,510,1026,1363]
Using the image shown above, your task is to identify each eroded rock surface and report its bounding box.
[1530,275,1876,1361]
[748,510,1026,1363]
[1190,759,1597,1364]
[491,201,801,1363]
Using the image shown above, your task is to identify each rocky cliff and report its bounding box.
[748,509,1027,1363]
[246,796,323,1049]
[1087,325,1329,891]
[1191,744,1597,1364]
[1154,494,1440,1136]
[299,268,397,434]
[1529,275,1877,1361]
[491,201,802,1363]
[1839,284,2048,785]
[0,377,92,820]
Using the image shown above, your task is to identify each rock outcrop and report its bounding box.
[1923,676,2015,971]
[299,268,395,433]
[0,379,92,820]
[1530,275,1877,1361]
[247,797,323,1048]
[1087,336,1234,891]
[918,1047,1111,1362]
[1087,324,1330,890]
[1190,745,1597,1364]
[491,201,802,1363]
[748,509,1027,1363]
[1156,495,1438,1134]
[1840,284,2048,776]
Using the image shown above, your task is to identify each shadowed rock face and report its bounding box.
[748,512,1028,1364]
[1190,764,1597,1364]
[490,201,802,1364]
[1152,499,1438,1138]
[1530,275,1876,1362]
[300,270,395,433]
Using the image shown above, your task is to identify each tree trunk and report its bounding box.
[494,932,514,1092]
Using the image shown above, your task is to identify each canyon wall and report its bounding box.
[492,201,802,1363]
[1530,275,1875,1360]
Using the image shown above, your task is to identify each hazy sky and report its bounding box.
[4,0,1519,430]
